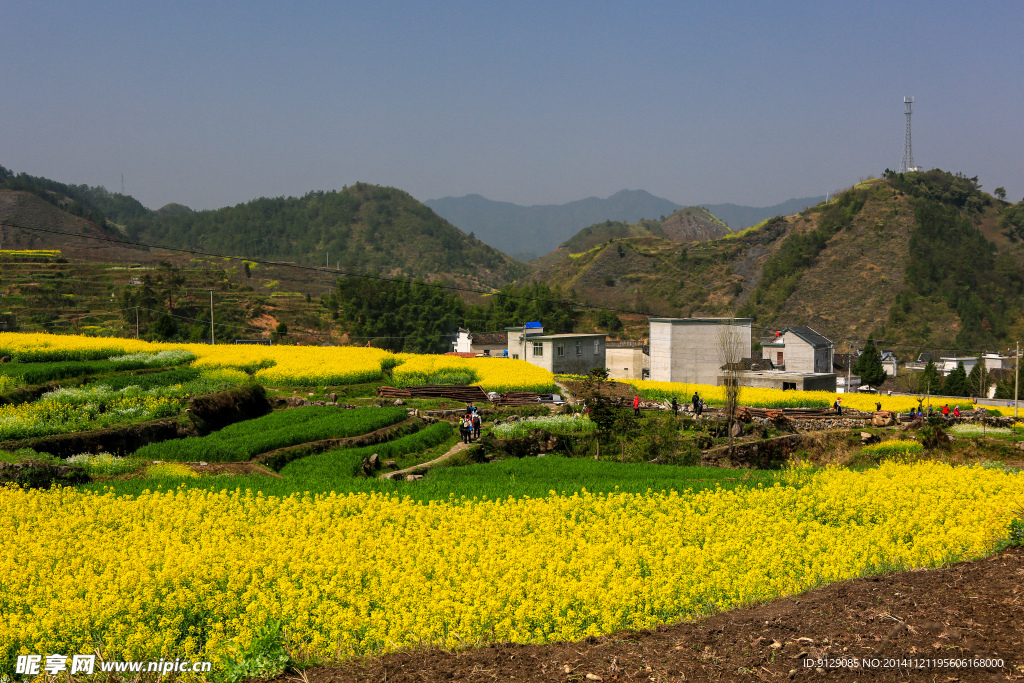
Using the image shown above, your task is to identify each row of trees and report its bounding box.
[327,277,607,354]
[852,337,1013,399]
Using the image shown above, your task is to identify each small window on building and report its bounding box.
[557,343,564,357]
[576,341,583,355]
[512,353,518,359]
[593,339,600,354]
[533,341,543,357]
[782,382,797,391]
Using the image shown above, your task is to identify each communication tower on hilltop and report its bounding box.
[900,96,920,173]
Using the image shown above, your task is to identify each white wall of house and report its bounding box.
[607,347,645,380]
[453,330,472,353]
[505,326,545,359]
[649,319,752,384]
[983,354,1010,370]
[939,357,979,376]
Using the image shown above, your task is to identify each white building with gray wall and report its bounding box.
[649,318,753,385]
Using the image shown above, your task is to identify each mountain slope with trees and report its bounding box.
[531,170,1024,354]
[426,190,824,262]
[127,183,527,289]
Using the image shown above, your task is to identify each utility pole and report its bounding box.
[1016,341,1019,420]
[209,290,215,345]
[135,307,139,340]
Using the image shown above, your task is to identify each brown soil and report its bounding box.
[279,548,1024,682]
[561,379,637,401]
[185,461,280,477]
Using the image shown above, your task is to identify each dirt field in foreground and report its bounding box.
[277,548,1023,682]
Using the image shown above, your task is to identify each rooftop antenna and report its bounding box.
[899,96,920,173]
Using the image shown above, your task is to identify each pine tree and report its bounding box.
[942,361,969,397]
[918,359,940,395]
[967,358,991,398]
[854,337,888,387]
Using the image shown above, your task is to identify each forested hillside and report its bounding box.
[532,169,1024,353]
[125,183,526,288]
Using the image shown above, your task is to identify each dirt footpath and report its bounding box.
[279,548,1023,682]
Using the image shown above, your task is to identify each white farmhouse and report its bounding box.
[760,326,834,373]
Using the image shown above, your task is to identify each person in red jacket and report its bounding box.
[953,405,960,417]
[633,395,640,417]
[942,404,950,417]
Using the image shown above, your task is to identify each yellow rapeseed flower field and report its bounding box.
[0,332,555,391]
[394,353,556,392]
[0,462,1020,671]
[628,379,975,412]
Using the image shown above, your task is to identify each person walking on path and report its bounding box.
[472,412,482,440]
[671,397,678,416]
[692,392,700,415]
[942,404,950,417]
[633,395,641,417]
[459,415,472,444]
[953,405,960,418]
[696,398,704,418]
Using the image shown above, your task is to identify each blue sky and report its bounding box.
[2,1,1021,211]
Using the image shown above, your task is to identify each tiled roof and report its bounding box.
[786,326,833,349]
[470,332,507,345]
[721,357,775,371]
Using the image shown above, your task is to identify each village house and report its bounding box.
[504,323,546,359]
[517,333,607,375]
[759,326,834,373]
[880,351,898,378]
[939,356,979,377]
[605,341,649,381]
[451,328,509,356]
[649,318,753,385]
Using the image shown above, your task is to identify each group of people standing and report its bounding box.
[459,405,482,444]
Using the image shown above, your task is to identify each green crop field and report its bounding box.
[133,406,408,462]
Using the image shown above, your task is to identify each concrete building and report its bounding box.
[880,351,898,378]
[504,323,545,359]
[519,333,607,375]
[649,318,753,384]
[760,327,834,373]
[939,356,979,377]
[983,353,1011,370]
[606,345,647,380]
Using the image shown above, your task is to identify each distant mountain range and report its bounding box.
[425,190,825,260]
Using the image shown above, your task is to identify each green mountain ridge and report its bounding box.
[426,190,825,260]
[530,170,1024,353]
[0,166,526,290]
